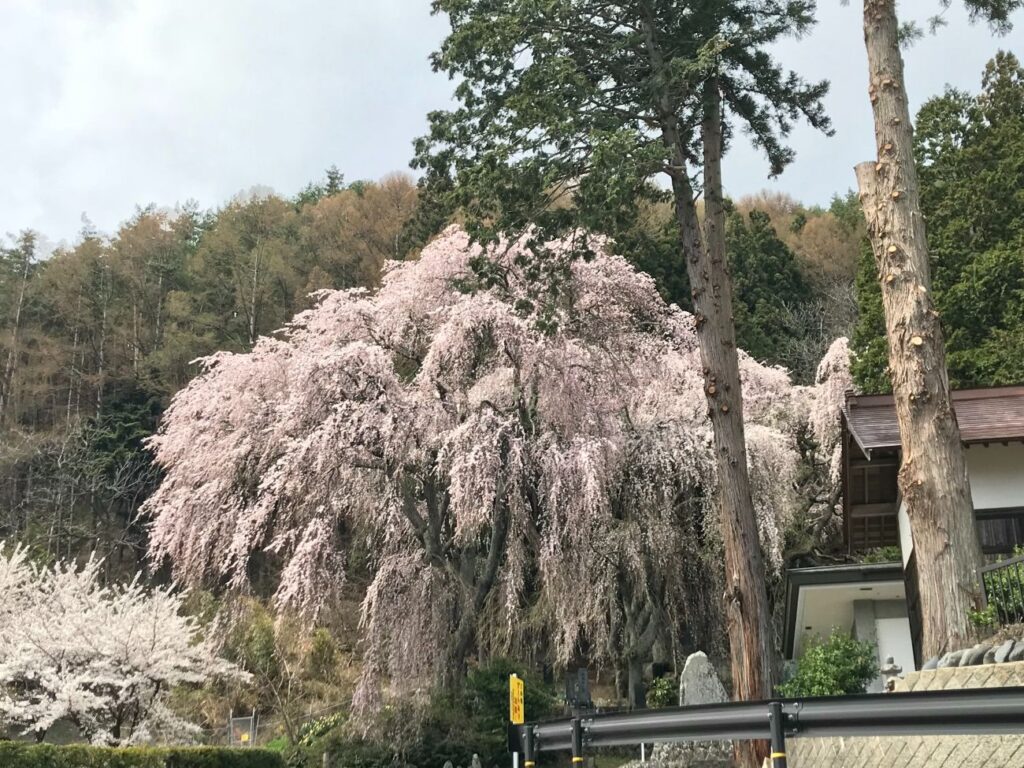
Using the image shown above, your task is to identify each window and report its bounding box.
[850,462,899,506]
[976,509,1024,558]
[848,460,900,552]
[849,512,900,551]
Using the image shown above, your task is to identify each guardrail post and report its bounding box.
[571,718,583,766]
[768,701,787,768]
[524,725,536,768]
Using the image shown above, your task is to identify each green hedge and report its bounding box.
[0,743,285,768]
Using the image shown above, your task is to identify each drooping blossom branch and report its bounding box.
[144,226,842,704]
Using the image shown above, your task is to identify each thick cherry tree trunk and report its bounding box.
[856,0,983,659]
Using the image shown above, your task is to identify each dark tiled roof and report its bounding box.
[844,386,1024,456]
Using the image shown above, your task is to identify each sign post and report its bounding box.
[510,674,525,768]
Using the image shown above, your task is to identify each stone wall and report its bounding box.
[788,661,1024,768]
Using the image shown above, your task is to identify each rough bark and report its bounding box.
[131,300,140,374]
[699,79,772,768]
[248,237,265,348]
[856,0,983,659]
[627,656,645,710]
[639,15,773,767]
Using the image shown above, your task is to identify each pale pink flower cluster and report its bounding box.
[807,336,854,484]
[0,543,244,745]
[144,226,848,701]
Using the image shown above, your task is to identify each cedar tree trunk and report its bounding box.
[639,16,774,765]
[698,78,773,768]
[0,246,30,425]
[856,0,983,659]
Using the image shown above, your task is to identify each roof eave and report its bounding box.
[841,401,873,460]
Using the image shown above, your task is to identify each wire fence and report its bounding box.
[194,700,349,747]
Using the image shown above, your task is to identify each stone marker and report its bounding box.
[630,651,732,768]
[472,755,481,768]
[679,651,728,707]
[994,639,1016,664]
[984,646,998,664]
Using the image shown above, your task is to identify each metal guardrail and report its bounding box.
[981,553,1024,625]
[510,687,1024,768]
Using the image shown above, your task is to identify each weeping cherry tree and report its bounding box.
[143,228,846,712]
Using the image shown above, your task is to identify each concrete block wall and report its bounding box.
[788,662,1024,767]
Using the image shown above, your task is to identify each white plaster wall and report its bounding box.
[898,500,912,565]
[853,601,883,692]
[897,443,1024,564]
[875,615,916,677]
[966,443,1024,510]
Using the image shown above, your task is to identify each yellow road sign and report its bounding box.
[510,673,525,724]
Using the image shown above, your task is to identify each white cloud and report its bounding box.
[723,0,1024,203]
[0,0,452,242]
[0,0,1021,242]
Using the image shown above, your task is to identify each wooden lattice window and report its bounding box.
[850,462,899,506]
[849,512,900,551]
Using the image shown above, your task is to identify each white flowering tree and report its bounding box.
[143,227,846,707]
[0,543,243,745]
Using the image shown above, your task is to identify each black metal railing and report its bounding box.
[510,687,1024,768]
[980,553,1024,625]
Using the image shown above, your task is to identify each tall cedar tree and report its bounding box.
[415,2,829,759]
[726,209,811,370]
[854,0,1020,658]
[854,52,1024,390]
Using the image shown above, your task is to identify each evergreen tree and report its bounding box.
[919,51,1024,386]
[414,3,829,752]
[0,231,39,426]
[851,245,889,393]
[726,209,811,368]
[853,52,1024,391]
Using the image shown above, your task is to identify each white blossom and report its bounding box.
[0,544,245,744]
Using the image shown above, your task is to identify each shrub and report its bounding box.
[858,546,902,564]
[0,743,285,768]
[977,546,1024,628]
[970,602,999,630]
[646,676,678,708]
[777,630,877,697]
[293,659,559,768]
[296,711,346,747]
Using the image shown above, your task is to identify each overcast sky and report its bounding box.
[1,0,1021,245]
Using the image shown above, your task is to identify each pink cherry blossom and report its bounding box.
[144,227,846,704]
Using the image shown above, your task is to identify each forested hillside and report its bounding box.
[3,0,1024,754]
[6,55,1022,745]
[0,172,418,574]
[5,50,1024,754]
[0,172,864,578]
